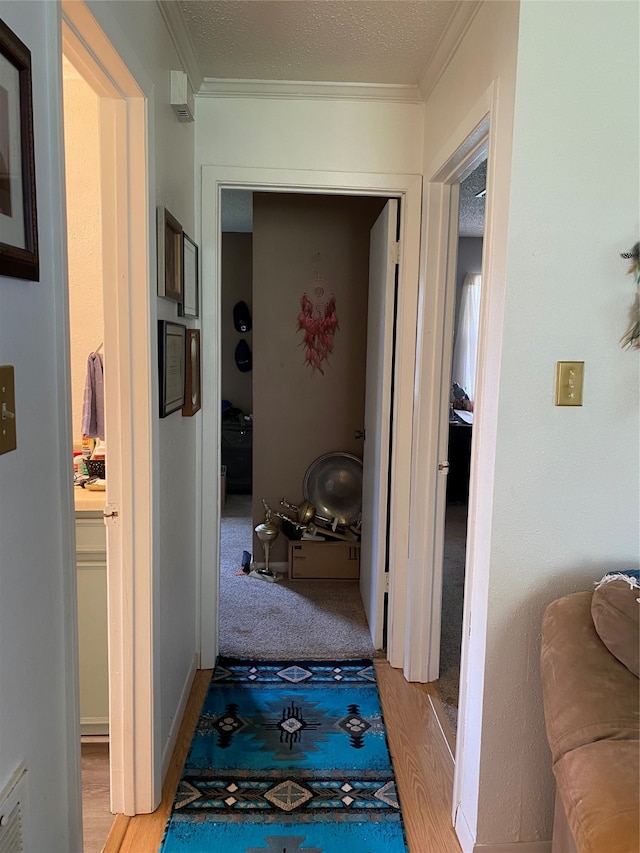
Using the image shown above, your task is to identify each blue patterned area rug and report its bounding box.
[160,658,408,852]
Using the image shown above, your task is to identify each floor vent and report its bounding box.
[0,765,27,853]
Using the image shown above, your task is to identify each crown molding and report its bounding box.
[156,0,203,93]
[419,0,483,101]
[198,78,423,104]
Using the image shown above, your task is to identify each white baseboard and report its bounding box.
[455,805,475,853]
[161,653,198,783]
[80,717,109,737]
[455,807,551,853]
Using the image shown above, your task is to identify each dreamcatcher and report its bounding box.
[620,241,640,350]
[296,264,339,374]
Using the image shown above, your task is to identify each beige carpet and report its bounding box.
[219,495,375,660]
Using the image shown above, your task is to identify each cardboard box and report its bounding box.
[289,539,360,580]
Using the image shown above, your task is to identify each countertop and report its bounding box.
[74,486,106,513]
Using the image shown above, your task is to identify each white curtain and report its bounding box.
[452,273,481,404]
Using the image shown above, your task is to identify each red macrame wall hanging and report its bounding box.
[297,276,339,375]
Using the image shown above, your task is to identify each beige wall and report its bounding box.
[221,232,253,414]
[63,61,104,444]
[252,192,385,561]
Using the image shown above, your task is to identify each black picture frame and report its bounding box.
[178,233,199,318]
[158,320,186,417]
[157,206,183,303]
[0,19,39,281]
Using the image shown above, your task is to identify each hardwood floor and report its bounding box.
[104,670,211,853]
[105,662,462,852]
[376,661,461,852]
[81,741,114,853]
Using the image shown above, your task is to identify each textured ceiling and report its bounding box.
[458,159,486,237]
[197,3,483,234]
[222,189,253,232]
[179,0,457,84]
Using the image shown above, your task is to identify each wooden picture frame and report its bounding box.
[158,320,186,417]
[0,20,38,281]
[157,206,183,302]
[178,232,199,318]
[182,328,201,416]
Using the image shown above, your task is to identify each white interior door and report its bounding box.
[359,199,398,649]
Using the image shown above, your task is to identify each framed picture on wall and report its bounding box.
[158,320,186,417]
[0,19,38,281]
[157,205,183,302]
[182,328,201,417]
[178,233,199,318]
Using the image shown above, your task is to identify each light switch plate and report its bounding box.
[555,361,584,406]
[0,365,17,454]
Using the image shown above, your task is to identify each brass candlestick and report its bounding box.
[254,500,280,581]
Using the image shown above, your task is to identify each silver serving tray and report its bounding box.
[303,452,363,526]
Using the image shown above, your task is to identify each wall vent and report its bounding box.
[0,766,28,853]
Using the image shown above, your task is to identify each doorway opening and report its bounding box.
[405,102,497,844]
[62,52,113,852]
[62,0,157,825]
[199,167,423,675]
[217,190,394,661]
[431,158,486,746]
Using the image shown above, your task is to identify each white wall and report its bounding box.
[424,0,639,847]
[196,96,424,175]
[0,1,81,848]
[479,0,639,844]
[86,0,198,777]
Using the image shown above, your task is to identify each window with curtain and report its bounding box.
[452,273,481,405]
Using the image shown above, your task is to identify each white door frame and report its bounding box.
[404,82,500,846]
[199,167,422,672]
[62,1,159,815]
[405,117,490,683]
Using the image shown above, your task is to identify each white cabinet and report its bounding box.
[76,507,109,735]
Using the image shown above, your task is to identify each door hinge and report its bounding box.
[438,460,450,472]
[391,241,400,264]
[384,574,390,594]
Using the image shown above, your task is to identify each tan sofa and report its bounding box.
[540,575,639,853]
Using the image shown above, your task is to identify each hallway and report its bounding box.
[104,660,461,853]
